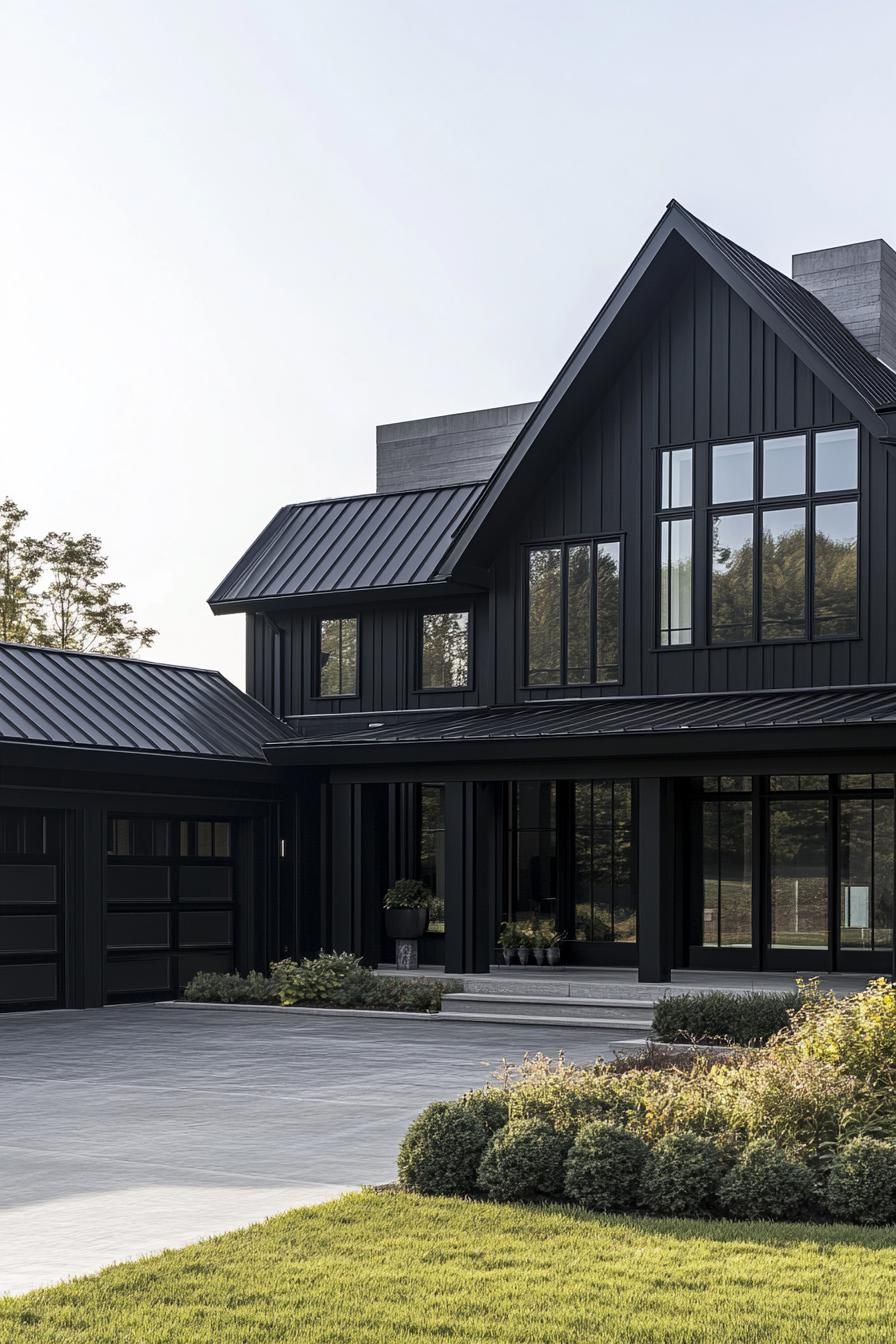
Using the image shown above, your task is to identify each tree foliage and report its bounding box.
[0,498,156,657]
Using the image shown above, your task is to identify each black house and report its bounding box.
[5,201,896,1008]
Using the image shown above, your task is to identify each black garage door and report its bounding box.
[105,816,237,1002]
[0,809,64,1010]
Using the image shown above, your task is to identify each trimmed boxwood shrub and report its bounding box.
[653,990,800,1046]
[183,970,275,1004]
[827,1137,896,1225]
[718,1138,814,1221]
[462,1088,510,1135]
[398,1100,489,1197]
[477,1119,571,1203]
[639,1132,730,1218]
[564,1123,649,1211]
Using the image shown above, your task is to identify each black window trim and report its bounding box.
[313,612,361,700]
[416,604,474,694]
[521,532,625,690]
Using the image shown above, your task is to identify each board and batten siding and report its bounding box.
[247,253,893,714]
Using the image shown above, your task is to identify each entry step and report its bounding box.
[440,992,655,1029]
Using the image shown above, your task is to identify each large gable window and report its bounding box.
[317,616,358,697]
[420,610,470,689]
[526,538,622,686]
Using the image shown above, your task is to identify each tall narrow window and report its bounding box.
[566,544,591,683]
[418,785,446,935]
[595,540,621,681]
[711,511,753,642]
[510,782,557,928]
[768,798,829,951]
[660,447,692,508]
[839,796,893,951]
[527,547,562,685]
[814,500,858,636]
[420,611,469,689]
[573,780,635,942]
[318,616,358,696]
[761,507,806,639]
[658,517,692,646]
[701,796,752,947]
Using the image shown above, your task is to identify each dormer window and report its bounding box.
[526,537,622,686]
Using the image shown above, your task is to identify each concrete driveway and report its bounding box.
[0,1004,637,1295]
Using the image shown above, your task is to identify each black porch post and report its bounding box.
[443,783,467,975]
[444,781,500,974]
[637,777,673,983]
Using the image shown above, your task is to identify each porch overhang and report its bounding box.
[263,686,896,779]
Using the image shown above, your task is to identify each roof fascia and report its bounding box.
[209,577,488,616]
[443,205,891,574]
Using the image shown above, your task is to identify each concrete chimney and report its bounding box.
[793,239,896,372]
[376,402,537,493]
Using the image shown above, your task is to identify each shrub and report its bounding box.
[363,975,462,1013]
[564,1123,650,1211]
[183,970,275,1004]
[827,1137,896,1225]
[398,1100,489,1197]
[383,879,431,910]
[787,979,896,1117]
[462,1087,510,1134]
[639,1132,730,1218]
[499,1054,622,1134]
[718,1138,815,1221]
[653,990,800,1046]
[477,1119,571,1203]
[271,952,375,1007]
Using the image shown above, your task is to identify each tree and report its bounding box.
[0,498,157,657]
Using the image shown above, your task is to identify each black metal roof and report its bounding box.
[209,481,485,610]
[270,686,896,756]
[679,203,896,412]
[0,641,295,761]
[443,200,896,572]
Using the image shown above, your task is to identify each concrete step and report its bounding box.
[463,976,667,1005]
[440,992,654,1029]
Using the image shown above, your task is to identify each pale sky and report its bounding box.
[1,0,894,686]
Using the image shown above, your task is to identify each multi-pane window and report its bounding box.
[509,782,558,928]
[420,611,470,689]
[317,616,358,696]
[573,780,636,942]
[701,783,753,948]
[705,426,859,644]
[417,785,446,934]
[526,538,622,684]
[657,446,693,646]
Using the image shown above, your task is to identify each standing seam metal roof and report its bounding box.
[209,481,485,608]
[279,686,896,748]
[0,641,295,760]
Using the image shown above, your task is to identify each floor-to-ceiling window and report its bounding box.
[692,773,894,969]
[417,785,446,935]
[509,782,558,929]
[573,781,636,942]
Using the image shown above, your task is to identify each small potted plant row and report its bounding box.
[498,920,564,967]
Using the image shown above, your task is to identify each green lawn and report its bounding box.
[3,1191,896,1344]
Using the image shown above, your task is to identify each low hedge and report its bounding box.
[652,989,800,1046]
[184,954,461,1014]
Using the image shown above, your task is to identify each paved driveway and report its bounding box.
[0,1004,636,1294]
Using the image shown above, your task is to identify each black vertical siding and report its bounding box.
[245,253,890,715]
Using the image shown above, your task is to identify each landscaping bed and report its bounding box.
[2,1191,895,1343]
[183,952,461,1014]
[399,979,896,1225]
[652,988,801,1046]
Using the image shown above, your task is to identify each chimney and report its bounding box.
[793,239,896,372]
[375,402,537,493]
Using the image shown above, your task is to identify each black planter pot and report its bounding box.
[384,907,429,940]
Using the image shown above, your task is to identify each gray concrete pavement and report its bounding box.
[0,1004,633,1295]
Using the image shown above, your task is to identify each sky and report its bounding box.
[1,0,895,687]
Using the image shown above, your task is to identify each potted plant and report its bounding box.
[530,922,546,966]
[517,927,531,966]
[383,879,432,941]
[545,928,564,966]
[498,921,519,966]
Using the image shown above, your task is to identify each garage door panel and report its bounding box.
[0,865,57,905]
[0,913,57,953]
[106,910,171,950]
[178,909,232,948]
[105,865,170,903]
[105,955,172,995]
[179,867,232,903]
[0,962,57,1003]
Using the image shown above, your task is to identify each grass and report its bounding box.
[2,1191,896,1343]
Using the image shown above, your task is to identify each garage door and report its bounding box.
[105,816,236,1002]
[0,809,64,1010]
